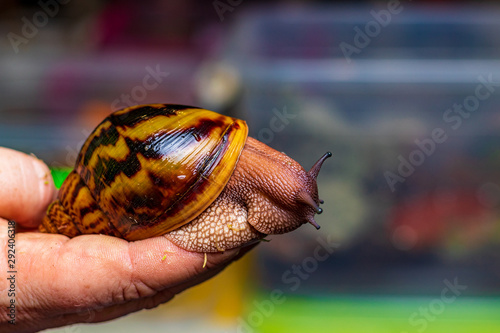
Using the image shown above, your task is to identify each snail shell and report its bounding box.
[40,104,331,252]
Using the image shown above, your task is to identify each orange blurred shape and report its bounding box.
[78,100,114,129]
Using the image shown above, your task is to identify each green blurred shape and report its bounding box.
[242,294,500,333]
[50,168,72,189]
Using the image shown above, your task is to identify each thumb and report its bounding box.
[0,147,56,228]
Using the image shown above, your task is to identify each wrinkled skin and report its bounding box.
[0,147,256,333]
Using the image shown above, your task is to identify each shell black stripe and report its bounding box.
[82,122,120,167]
[110,105,198,128]
[98,137,148,185]
[78,199,100,219]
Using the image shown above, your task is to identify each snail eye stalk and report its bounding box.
[308,152,332,179]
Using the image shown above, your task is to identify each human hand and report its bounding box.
[0,147,255,333]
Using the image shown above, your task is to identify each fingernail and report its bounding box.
[31,158,48,179]
[31,158,55,200]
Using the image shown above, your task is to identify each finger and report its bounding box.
[127,235,242,293]
[27,246,250,329]
[45,266,229,327]
[0,147,56,227]
[77,242,259,325]
[12,228,244,331]
[166,242,259,294]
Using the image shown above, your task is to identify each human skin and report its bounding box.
[0,147,255,333]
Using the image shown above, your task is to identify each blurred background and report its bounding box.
[2,0,500,332]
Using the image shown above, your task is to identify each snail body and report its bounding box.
[40,104,331,252]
